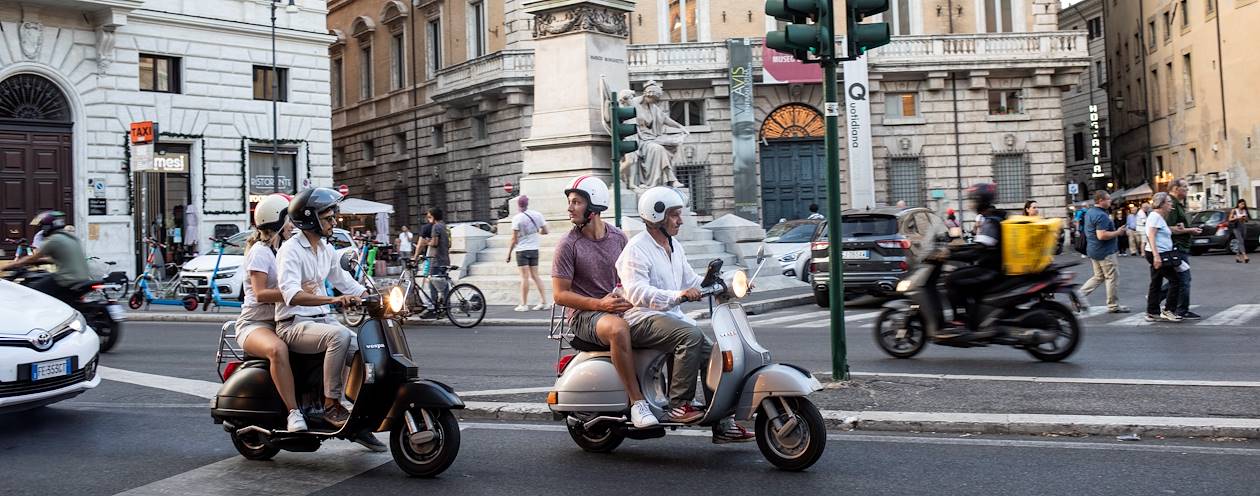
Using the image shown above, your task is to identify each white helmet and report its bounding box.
[638,186,687,224]
[564,175,611,213]
[254,193,292,231]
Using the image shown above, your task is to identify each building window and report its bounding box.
[359,46,373,100]
[668,0,699,42]
[1095,61,1104,87]
[252,66,288,101]
[139,54,181,93]
[1165,62,1175,112]
[1150,69,1160,116]
[334,147,345,167]
[395,132,407,156]
[391,32,406,90]
[1148,21,1157,49]
[984,0,1014,33]
[469,1,487,58]
[891,0,913,35]
[248,148,298,195]
[675,163,711,215]
[433,124,445,148]
[1087,17,1102,39]
[1180,0,1190,27]
[992,153,1029,203]
[1207,0,1216,15]
[886,93,918,118]
[331,57,344,108]
[1182,53,1195,104]
[1156,155,1165,175]
[1189,147,1198,170]
[1163,12,1172,42]
[426,19,442,79]
[472,115,488,140]
[363,140,375,162]
[1099,126,1109,158]
[987,89,1023,115]
[1073,132,1085,161]
[669,100,706,126]
[889,156,924,207]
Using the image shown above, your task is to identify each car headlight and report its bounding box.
[896,280,913,293]
[67,313,88,334]
[778,251,801,263]
[214,270,237,280]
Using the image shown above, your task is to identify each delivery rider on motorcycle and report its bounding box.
[937,183,1005,338]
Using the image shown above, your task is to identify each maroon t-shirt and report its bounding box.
[552,225,627,299]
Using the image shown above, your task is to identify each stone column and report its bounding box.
[515,0,635,226]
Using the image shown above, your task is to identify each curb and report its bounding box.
[455,401,1260,439]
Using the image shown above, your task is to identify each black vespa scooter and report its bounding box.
[210,254,463,478]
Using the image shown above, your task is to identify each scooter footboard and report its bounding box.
[734,363,823,421]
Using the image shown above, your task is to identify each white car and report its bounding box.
[0,280,101,413]
[179,228,359,301]
[760,219,825,282]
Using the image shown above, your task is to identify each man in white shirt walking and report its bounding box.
[616,187,754,443]
[276,187,367,428]
[396,225,413,263]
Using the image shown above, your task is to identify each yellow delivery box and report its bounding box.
[1001,215,1062,275]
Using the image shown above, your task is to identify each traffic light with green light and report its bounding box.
[846,0,891,58]
[765,0,834,62]
[610,93,638,162]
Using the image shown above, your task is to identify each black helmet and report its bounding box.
[966,183,998,210]
[30,210,67,235]
[289,187,344,231]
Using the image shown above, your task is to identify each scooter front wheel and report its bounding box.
[873,307,928,359]
[230,429,280,461]
[96,319,122,353]
[566,418,625,453]
[755,397,826,471]
[390,408,460,478]
[128,292,144,310]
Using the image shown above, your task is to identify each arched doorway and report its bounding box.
[0,73,74,249]
[759,103,826,227]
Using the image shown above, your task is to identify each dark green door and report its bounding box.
[759,138,826,228]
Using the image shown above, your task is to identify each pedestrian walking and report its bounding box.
[1135,202,1151,255]
[506,195,552,311]
[807,203,824,220]
[1144,192,1185,322]
[1166,179,1202,320]
[1229,199,1250,264]
[1125,207,1140,256]
[396,225,414,263]
[1079,191,1129,313]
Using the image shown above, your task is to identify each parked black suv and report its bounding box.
[1188,208,1259,255]
[808,207,945,307]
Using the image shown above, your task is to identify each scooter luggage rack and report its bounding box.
[216,321,245,381]
[548,304,576,351]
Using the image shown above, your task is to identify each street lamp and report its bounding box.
[271,0,299,193]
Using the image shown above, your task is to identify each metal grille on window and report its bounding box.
[992,153,1029,204]
[674,163,710,216]
[888,155,924,207]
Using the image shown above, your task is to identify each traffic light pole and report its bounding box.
[609,99,622,228]
[823,58,849,381]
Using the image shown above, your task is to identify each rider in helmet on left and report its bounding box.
[3,211,93,305]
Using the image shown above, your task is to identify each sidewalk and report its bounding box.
[123,285,816,325]
[455,374,1260,439]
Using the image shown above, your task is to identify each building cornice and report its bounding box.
[127,9,335,45]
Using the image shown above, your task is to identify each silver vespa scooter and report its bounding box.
[546,250,827,471]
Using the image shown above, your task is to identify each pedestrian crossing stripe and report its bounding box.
[742,303,1260,329]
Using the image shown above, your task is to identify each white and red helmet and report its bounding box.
[564,175,611,213]
[254,193,292,231]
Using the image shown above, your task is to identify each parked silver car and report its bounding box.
[760,219,825,281]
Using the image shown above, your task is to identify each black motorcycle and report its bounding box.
[210,255,464,478]
[874,243,1084,362]
[4,267,125,353]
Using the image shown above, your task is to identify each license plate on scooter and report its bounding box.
[107,304,126,322]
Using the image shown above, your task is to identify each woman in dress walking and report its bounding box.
[1228,199,1250,264]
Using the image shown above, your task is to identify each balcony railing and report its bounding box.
[432,49,535,102]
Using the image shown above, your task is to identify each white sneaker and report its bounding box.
[1160,310,1184,322]
[340,398,355,412]
[532,303,552,311]
[514,305,531,312]
[286,409,308,432]
[630,400,659,428]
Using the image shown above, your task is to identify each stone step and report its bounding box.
[464,252,738,277]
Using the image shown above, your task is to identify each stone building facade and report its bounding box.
[1,0,335,276]
[1059,0,1112,200]
[1104,0,1260,209]
[330,0,1087,229]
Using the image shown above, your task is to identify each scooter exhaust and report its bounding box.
[583,415,628,431]
[235,425,273,437]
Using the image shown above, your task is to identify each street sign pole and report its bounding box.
[823,59,848,381]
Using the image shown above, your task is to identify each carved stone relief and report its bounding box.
[532,5,628,39]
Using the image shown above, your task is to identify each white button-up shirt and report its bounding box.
[276,233,366,321]
[616,231,703,326]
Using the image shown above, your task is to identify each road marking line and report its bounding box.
[786,312,880,328]
[1201,304,1260,327]
[463,422,1260,456]
[750,310,831,326]
[112,442,391,496]
[99,366,219,399]
[841,371,1260,387]
[1107,305,1201,326]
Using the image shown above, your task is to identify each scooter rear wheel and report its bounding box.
[127,293,144,310]
[182,295,199,312]
[390,408,460,478]
[96,319,122,353]
[873,307,928,359]
[566,419,625,453]
[1024,302,1082,362]
[231,430,280,461]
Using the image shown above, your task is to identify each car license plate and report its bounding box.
[842,250,870,260]
[107,304,126,321]
[30,358,71,381]
[1193,239,1209,244]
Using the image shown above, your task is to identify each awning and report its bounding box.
[1120,183,1153,200]
[338,198,395,215]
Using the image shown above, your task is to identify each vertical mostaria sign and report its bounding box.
[842,56,875,210]
[728,39,758,222]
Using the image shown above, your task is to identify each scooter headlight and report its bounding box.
[895,279,913,293]
[731,270,750,299]
[387,286,406,314]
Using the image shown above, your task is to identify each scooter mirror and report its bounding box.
[339,251,357,273]
[755,246,766,264]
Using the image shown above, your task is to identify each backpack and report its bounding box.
[1072,213,1089,255]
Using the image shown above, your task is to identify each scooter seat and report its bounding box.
[568,336,609,352]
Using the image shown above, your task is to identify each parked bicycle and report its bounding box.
[87,256,130,301]
[394,256,486,328]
